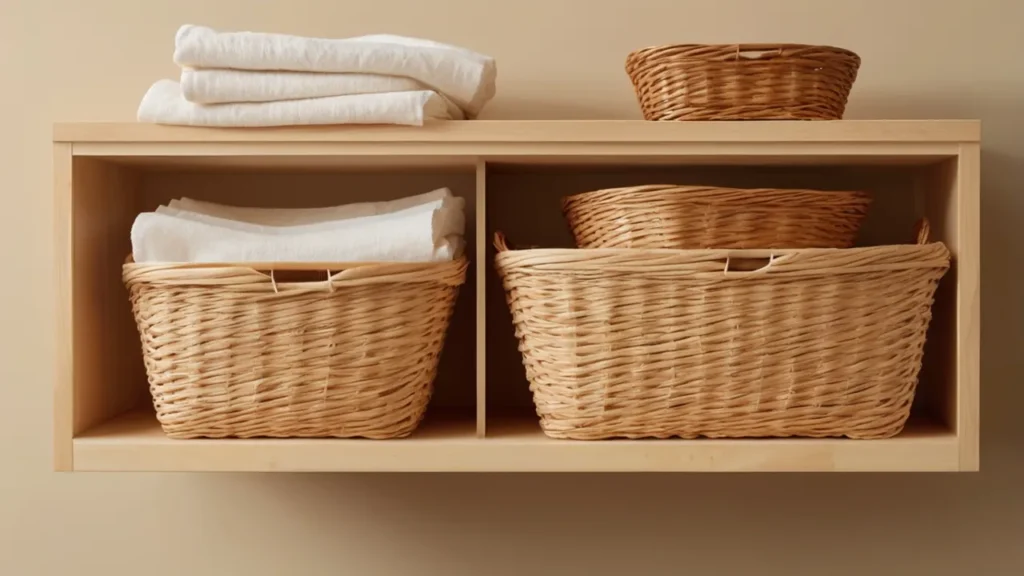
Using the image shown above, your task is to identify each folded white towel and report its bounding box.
[156,193,465,238]
[137,80,461,127]
[168,188,455,225]
[174,25,496,117]
[180,68,430,104]
[133,197,465,263]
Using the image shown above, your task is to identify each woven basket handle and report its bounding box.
[915,218,931,245]
[494,231,512,252]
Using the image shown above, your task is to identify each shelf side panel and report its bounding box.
[53,143,73,471]
[956,143,981,471]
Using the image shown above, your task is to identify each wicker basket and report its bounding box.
[123,258,467,439]
[625,44,861,121]
[494,223,949,440]
[563,184,871,249]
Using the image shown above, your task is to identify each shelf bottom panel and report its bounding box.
[72,410,960,472]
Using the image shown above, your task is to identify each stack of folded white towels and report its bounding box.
[131,188,465,264]
[137,24,497,127]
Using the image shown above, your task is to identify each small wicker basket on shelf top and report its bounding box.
[123,258,467,439]
[625,43,861,121]
[494,221,948,440]
[563,184,871,249]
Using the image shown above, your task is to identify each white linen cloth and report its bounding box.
[173,25,496,117]
[131,190,466,263]
[137,80,461,127]
[180,68,430,104]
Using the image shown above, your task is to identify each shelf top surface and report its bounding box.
[54,119,980,145]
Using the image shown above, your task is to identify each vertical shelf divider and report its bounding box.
[475,158,487,437]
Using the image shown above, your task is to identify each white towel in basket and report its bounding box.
[167,187,454,226]
[173,25,496,117]
[132,193,465,263]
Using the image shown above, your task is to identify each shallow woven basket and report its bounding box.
[626,44,861,121]
[563,184,871,249]
[123,258,467,439]
[494,222,949,440]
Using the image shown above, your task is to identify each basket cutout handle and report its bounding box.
[268,269,338,293]
[723,254,779,275]
[733,44,785,60]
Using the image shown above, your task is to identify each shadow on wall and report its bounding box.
[185,463,1023,575]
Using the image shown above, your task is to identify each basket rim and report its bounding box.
[494,242,950,279]
[493,228,949,278]
[123,255,469,290]
[493,242,947,257]
[625,43,861,62]
[562,184,870,205]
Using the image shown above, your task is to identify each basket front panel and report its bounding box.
[502,266,944,440]
[128,280,461,438]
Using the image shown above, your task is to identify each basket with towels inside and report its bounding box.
[125,188,467,439]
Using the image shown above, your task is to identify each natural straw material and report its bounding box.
[625,44,861,121]
[494,223,948,440]
[563,185,871,249]
[123,258,467,439]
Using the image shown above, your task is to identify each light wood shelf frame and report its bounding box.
[53,120,981,473]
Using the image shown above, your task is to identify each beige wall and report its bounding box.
[3,0,1022,574]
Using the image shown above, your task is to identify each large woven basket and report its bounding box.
[625,44,861,121]
[563,184,871,249]
[494,223,949,440]
[123,258,467,439]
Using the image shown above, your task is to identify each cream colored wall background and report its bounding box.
[2,0,1022,574]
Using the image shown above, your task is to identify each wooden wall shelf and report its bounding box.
[53,120,980,472]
